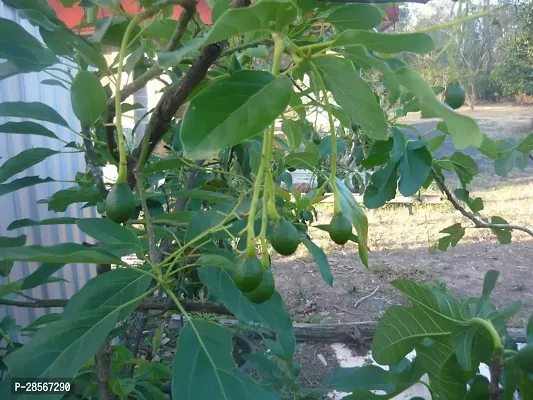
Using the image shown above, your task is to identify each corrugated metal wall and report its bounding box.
[0,3,98,330]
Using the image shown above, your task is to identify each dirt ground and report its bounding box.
[273,103,533,390]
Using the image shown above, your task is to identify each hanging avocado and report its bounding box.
[328,213,352,245]
[244,269,275,304]
[312,131,321,145]
[270,218,300,256]
[105,183,136,223]
[444,81,465,109]
[232,256,263,292]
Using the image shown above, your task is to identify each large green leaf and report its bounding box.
[172,320,279,400]
[0,176,55,196]
[300,234,333,286]
[0,243,125,265]
[372,280,468,365]
[204,1,297,45]
[0,148,59,184]
[324,4,382,30]
[8,217,77,231]
[284,152,318,169]
[336,177,368,267]
[416,337,468,399]
[181,70,292,160]
[0,121,60,140]
[0,235,27,247]
[22,263,65,290]
[313,56,388,140]
[0,18,57,78]
[2,0,57,19]
[198,267,295,360]
[0,102,69,128]
[363,163,397,209]
[451,325,478,371]
[77,218,141,248]
[38,185,101,212]
[334,30,435,54]
[64,268,151,320]
[398,141,432,196]
[71,71,107,125]
[438,223,466,251]
[394,67,482,149]
[445,152,479,185]
[0,268,148,398]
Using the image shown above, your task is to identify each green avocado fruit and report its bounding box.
[271,218,300,256]
[312,131,321,145]
[514,344,533,373]
[105,183,136,224]
[329,213,352,245]
[244,269,275,304]
[232,256,263,292]
[444,81,466,110]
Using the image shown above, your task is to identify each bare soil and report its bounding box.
[275,103,533,392]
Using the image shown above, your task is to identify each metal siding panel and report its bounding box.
[0,6,98,332]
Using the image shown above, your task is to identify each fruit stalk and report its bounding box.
[115,14,142,183]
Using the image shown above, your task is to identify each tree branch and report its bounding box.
[432,170,533,237]
[0,296,231,315]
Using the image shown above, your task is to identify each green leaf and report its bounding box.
[0,121,60,140]
[318,136,348,159]
[0,102,69,128]
[335,31,435,54]
[172,320,279,400]
[71,71,107,125]
[490,216,512,244]
[451,325,478,370]
[153,211,192,223]
[284,152,318,169]
[196,254,237,272]
[527,314,533,344]
[0,235,27,247]
[77,218,141,248]
[7,217,77,231]
[2,0,57,18]
[363,163,398,209]
[64,268,151,320]
[212,0,233,23]
[22,263,65,290]
[313,56,388,140]
[361,138,393,168]
[454,188,484,213]
[73,35,108,71]
[426,134,447,153]
[144,157,186,174]
[0,176,55,196]
[157,38,203,68]
[39,185,101,212]
[282,118,302,151]
[181,71,292,160]
[398,141,432,196]
[324,4,382,30]
[516,133,533,154]
[198,267,295,360]
[438,223,466,251]
[204,1,297,45]
[416,337,468,399]
[18,9,60,31]
[478,134,499,160]
[0,281,145,391]
[300,234,333,286]
[394,67,482,149]
[482,269,500,297]
[449,152,479,185]
[0,243,124,265]
[0,148,59,184]
[372,280,467,366]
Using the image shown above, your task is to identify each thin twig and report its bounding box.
[432,169,533,238]
[354,286,379,308]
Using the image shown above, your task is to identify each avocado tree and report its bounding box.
[0,0,532,399]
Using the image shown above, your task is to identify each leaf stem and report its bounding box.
[469,317,502,351]
[308,62,341,214]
